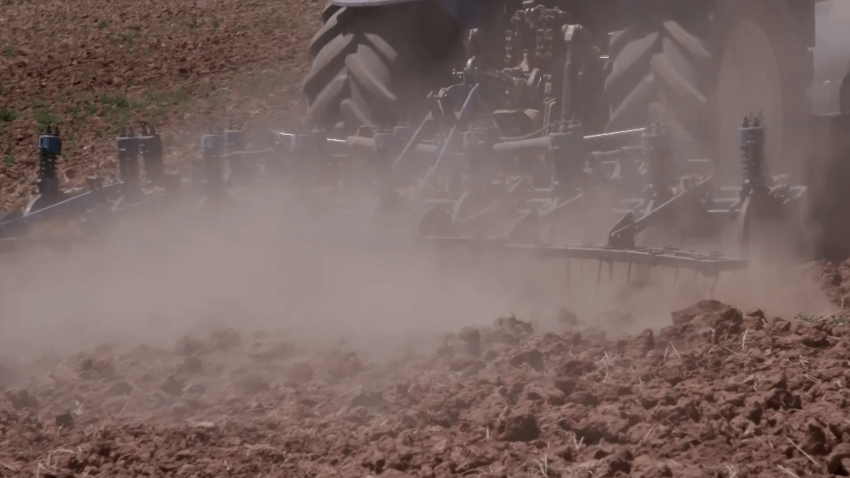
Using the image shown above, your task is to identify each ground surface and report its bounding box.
[0,0,324,211]
[3,300,850,478]
[2,1,850,477]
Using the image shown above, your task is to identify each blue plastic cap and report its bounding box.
[39,135,62,155]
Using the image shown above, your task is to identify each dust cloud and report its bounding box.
[0,162,833,367]
[0,182,543,363]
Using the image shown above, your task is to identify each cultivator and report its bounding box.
[0,3,817,292]
[261,116,774,279]
[259,4,810,280]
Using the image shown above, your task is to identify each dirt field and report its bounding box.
[2,1,850,477]
[3,296,850,478]
[0,0,324,211]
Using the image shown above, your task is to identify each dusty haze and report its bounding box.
[0,175,833,367]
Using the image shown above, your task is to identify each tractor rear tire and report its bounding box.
[605,0,812,182]
[302,1,462,136]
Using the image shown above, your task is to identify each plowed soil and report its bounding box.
[0,0,324,211]
[3,1,850,477]
[2,300,850,477]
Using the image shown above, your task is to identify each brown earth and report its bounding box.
[813,260,850,310]
[3,1,850,477]
[2,300,850,477]
[0,0,325,211]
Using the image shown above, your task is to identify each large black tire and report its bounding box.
[302,1,463,136]
[604,2,714,160]
[604,0,812,182]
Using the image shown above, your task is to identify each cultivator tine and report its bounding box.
[420,237,748,297]
[596,260,602,292]
[508,244,749,277]
[608,176,713,249]
[708,275,720,298]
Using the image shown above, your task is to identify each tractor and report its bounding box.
[301,0,850,262]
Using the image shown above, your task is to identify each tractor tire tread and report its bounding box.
[605,19,711,160]
[303,3,460,134]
